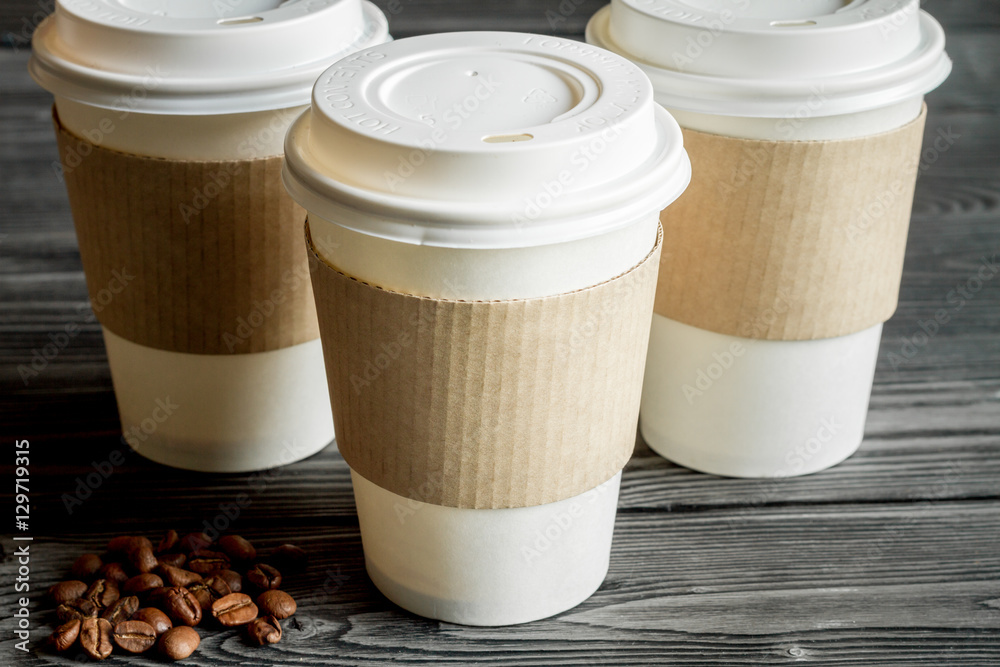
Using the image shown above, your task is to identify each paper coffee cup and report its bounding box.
[588,0,951,477]
[283,32,690,624]
[30,0,389,471]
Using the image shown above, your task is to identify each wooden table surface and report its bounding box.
[2,1,999,665]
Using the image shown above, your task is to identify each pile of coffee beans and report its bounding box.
[46,531,307,660]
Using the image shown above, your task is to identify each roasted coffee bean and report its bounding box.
[158,625,200,660]
[189,575,233,610]
[85,579,120,609]
[112,620,157,653]
[49,619,81,652]
[128,544,159,574]
[123,573,163,596]
[217,535,256,562]
[97,562,129,585]
[70,554,104,580]
[56,598,98,622]
[246,615,281,645]
[157,529,180,553]
[211,569,242,593]
[157,564,202,587]
[158,552,187,569]
[246,563,282,590]
[108,536,152,554]
[187,550,230,575]
[49,580,88,604]
[101,595,139,626]
[256,590,296,619]
[132,607,172,636]
[161,587,202,627]
[106,536,133,553]
[80,617,114,660]
[179,532,213,553]
[211,593,258,626]
[270,544,308,573]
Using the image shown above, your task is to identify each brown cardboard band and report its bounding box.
[308,223,662,509]
[54,109,320,355]
[655,104,928,340]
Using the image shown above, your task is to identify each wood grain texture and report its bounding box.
[2,1,1000,664]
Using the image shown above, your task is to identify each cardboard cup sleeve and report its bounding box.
[655,104,928,341]
[53,109,320,355]
[307,223,663,510]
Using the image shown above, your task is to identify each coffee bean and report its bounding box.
[157,529,180,553]
[157,564,202,587]
[123,573,163,596]
[56,598,98,622]
[158,552,187,569]
[101,595,139,626]
[85,579,120,609]
[159,625,200,660]
[132,607,173,636]
[187,550,230,575]
[49,619,81,652]
[256,590,297,619]
[180,532,213,553]
[70,554,103,580]
[246,563,282,590]
[49,580,88,604]
[247,615,282,645]
[218,535,256,562]
[189,575,232,610]
[211,593,258,626]
[270,544,308,573]
[161,587,202,627]
[108,536,152,554]
[106,536,133,553]
[211,568,242,593]
[128,544,159,574]
[80,617,114,660]
[97,562,129,585]
[112,620,157,653]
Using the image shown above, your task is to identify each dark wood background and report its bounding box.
[2,1,999,665]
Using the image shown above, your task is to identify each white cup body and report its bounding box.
[56,98,333,472]
[353,470,622,626]
[641,99,924,478]
[309,211,657,623]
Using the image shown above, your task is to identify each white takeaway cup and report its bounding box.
[29,0,389,472]
[283,32,690,624]
[588,0,952,477]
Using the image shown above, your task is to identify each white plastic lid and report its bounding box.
[29,0,389,114]
[587,0,952,117]
[283,32,690,249]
